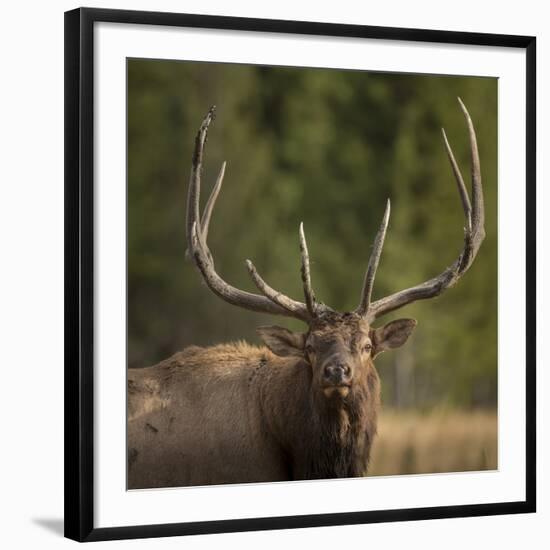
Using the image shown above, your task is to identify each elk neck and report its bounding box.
[255,352,381,480]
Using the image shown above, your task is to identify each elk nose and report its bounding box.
[324,363,350,382]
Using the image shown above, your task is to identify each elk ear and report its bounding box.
[257,326,306,357]
[370,319,417,358]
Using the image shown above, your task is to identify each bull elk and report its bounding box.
[128,99,485,489]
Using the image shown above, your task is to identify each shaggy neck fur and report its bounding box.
[257,352,380,480]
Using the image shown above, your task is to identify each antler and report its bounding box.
[187,100,484,325]
[356,199,391,317]
[186,106,321,322]
[357,97,485,322]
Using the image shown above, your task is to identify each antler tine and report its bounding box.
[186,106,215,256]
[366,98,485,321]
[458,96,485,268]
[186,107,311,322]
[299,222,317,317]
[185,161,225,260]
[442,128,472,233]
[201,161,226,244]
[356,199,391,317]
[245,260,310,317]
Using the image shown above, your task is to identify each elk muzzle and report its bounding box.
[322,361,352,398]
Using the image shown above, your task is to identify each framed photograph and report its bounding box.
[65,7,536,542]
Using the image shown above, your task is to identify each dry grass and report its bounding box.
[368,409,497,477]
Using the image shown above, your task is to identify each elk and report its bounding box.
[128,99,484,489]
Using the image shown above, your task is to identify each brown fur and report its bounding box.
[127,313,414,489]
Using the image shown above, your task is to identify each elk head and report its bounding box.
[186,100,484,401]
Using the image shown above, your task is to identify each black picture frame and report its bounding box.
[65,7,537,542]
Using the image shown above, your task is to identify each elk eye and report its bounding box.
[363,343,372,353]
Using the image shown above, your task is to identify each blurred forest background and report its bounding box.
[127,58,498,475]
